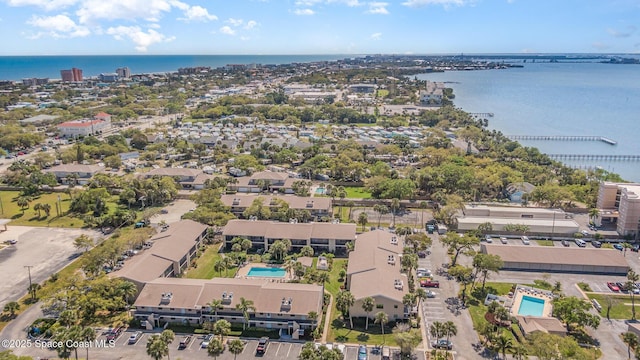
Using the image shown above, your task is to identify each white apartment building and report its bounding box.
[597,182,640,237]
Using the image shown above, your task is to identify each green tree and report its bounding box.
[494,333,513,360]
[213,319,231,342]
[440,232,480,267]
[373,204,389,228]
[629,270,640,320]
[623,332,639,360]
[235,297,256,330]
[390,198,400,227]
[3,301,19,317]
[361,297,375,330]
[472,253,503,290]
[374,311,389,342]
[146,334,169,360]
[73,234,94,253]
[552,296,600,332]
[336,291,355,328]
[357,212,368,232]
[228,339,245,360]
[208,338,225,360]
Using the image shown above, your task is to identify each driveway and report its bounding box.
[150,199,196,225]
[0,226,101,309]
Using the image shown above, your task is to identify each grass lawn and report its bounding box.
[0,190,80,227]
[184,243,237,279]
[465,282,522,344]
[344,187,372,199]
[586,293,637,320]
[536,240,554,246]
[377,90,389,98]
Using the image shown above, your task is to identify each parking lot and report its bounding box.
[13,328,423,360]
[0,226,101,309]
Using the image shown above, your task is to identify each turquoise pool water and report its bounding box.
[517,295,546,317]
[315,188,326,195]
[247,267,286,278]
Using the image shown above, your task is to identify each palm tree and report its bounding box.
[336,291,355,328]
[623,332,639,359]
[362,297,375,330]
[235,297,256,330]
[511,345,529,360]
[415,288,428,310]
[16,196,30,212]
[375,311,389,342]
[28,283,41,301]
[346,201,355,221]
[419,201,428,227]
[3,301,19,317]
[42,203,52,217]
[629,270,640,320]
[33,202,42,217]
[146,334,169,360]
[307,311,319,329]
[317,272,330,287]
[283,259,296,277]
[494,333,513,360]
[118,281,137,305]
[373,204,389,228]
[443,321,457,349]
[213,319,231,342]
[213,258,226,277]
[588,208,600,225]
[208,338,225,360]
[228,339,245,360]
[357,212,368,232]
[390,198,400,227]
[429,321,445,357]
[208,299,223,322]
[80,326,96,360]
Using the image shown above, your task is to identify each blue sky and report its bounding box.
[0,0,638,55]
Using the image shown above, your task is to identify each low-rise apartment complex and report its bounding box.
[223,219,355,254]
[220,194,332,220]
[134,277,323,337]
[597,182,640,237]
[346,230,409,321]
[457,205,579,234]
[43,164,104,185]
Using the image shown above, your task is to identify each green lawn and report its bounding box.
[377,90,389,98]
[184,243,238,279]
[344,187,372,199]
[465,282,523,344]
[0,190,80,227]
[536,240,554,246]
[586,293,637,320]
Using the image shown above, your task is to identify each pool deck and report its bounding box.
[509,285,554,318]
[235,264,291,281]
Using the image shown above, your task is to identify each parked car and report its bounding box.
[614,243,624,251]
[575,239,587,247]
[432,339,453,350]
[632,244,640,252]
[420,279,440,288]
[106,327,124,341]
[358,345,368,360]
[425,290,437,298]
[201,334,213,348]
[500,237,508,244]
[521,236,530,245]
[178,335,192,350]
[607,282,620,292]
[617,282,626,292]
[256,337,269,355]
[4,239,17,245]
[417,251,428,258]
[484,235,493,243]
[128,331,142,345]
[592,241,602,248]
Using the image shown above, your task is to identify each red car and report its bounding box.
[420,279,440,288]
[607,282,620,292]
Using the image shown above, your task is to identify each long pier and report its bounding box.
[506,135,617,145]
[470,112,494,118]
[548,154,640,161]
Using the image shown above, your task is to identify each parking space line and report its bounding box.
[286,343,293,358]
[275,343,282,356]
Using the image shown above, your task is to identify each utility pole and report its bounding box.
[25,265,33,296]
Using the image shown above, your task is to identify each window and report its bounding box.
[376,304,384,309]
[394,305,398,309]
[521,214,533,218]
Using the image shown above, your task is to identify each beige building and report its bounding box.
[220,194,332,220]
[516,315,566,337]
[111,219,209,289]
[134,277,323,336]
[143,168,212,189]
[43,164,104,185]
[228,171,297,194]
[346,230,409,321]
[596,182,640,237]
[457,205,579,234]
[223,220,355,254]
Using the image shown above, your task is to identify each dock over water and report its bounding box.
[506,135,617,145]
[548,154,640,161]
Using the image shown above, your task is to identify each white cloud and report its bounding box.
[370,32,382,40]
[227,18,244,26]
[219,25,236,35]
[27,14,90,38]
[367,2,389,14]
[148,23,161,29]
[402,0,469,8]
[294,8,315,15]
[295,0,361,6]
[607,25,636,38]
[76,0,175,24]
[7,0,78,11]
[178,5,217,22]
[240,36,250,41]
[244,20,258,29]
[107,25,174,52]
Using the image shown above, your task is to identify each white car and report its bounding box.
[500,237,508,244]
[521,236,530,245]
[484,235,493,243]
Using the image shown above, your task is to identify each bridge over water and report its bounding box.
[548,154,640,161]
[506,135,617,145]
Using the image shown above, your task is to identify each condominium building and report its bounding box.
[116,67,131,79]
[60,68,83,82]
[220,194,332,220]
[346,230,409,320]
[597,182,640,237]
[222,220,356,254]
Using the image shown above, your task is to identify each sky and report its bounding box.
[0,0,638,55]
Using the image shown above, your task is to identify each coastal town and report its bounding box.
[0,55,639,360]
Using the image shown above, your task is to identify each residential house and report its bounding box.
[43,164,104,185]
[346,230,409,321]
[516,316,567,337]
[228,171,297,194]
[223,220,356,254]
[143,168,212,189]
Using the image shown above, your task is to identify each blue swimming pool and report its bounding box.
[517,295,546,317]
[247,267,286,278]
[315,188,326,195]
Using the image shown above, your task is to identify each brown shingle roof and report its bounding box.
[43,164,104,174]
[223,220,355,240]
[144,168,203,177]
[482,244,629,267]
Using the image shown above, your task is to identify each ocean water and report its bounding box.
[416,62,640,182]
[0,55,347,81]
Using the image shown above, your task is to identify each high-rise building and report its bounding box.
[116,67,131,79]
[60,68,83,82]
